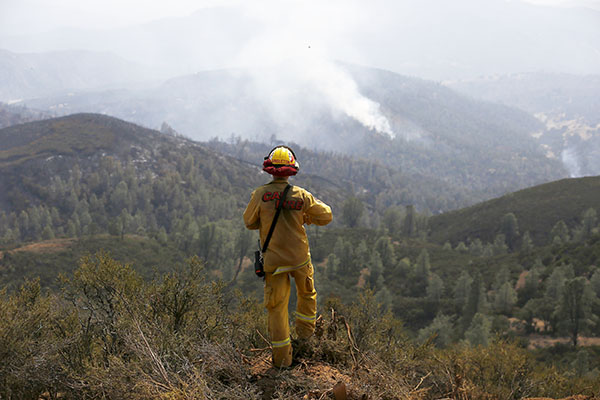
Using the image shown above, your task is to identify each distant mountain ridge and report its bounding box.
[21,65,568,207]
[0,49,157,101]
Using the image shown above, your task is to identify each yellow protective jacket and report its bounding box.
[243,179,332,274]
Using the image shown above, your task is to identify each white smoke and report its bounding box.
[236,0,394,139]
[561,147,582,177]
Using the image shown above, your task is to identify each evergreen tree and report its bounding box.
[453,270,472,313]
[327,253,340,280]
[494,282,517,315]
[550,220,570,244]
[232,226,252,282]
[41,224,55,240]
[590,269,600,298]
[375,285,393,311]
[468,238,483,256]
[519,266,541,305]
[383,206,404,236]
[500,212,520,251]
[355,240,370,268]
[521,231,534,253]
[403,205,417,237]
[492,234,508,255]
[368,251,384,289]
[465,313,492,346]
[341,197,364,228]
[545,267,567,301]
[374,236,396,272]
[426,273,445,303]
[581,208,598,239]
[463,272,487,329]
[555,277,595,347]
[493,265,511,291]
[417,314,453,348]
[412,248,431,296]
[455,242,468,252]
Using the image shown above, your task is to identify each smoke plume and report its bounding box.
[237,0,394,138]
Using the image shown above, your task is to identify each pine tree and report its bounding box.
[375,286,393,311]
[501,212,520,251]
[427,273,445,303]
[550,220,570,244]
[342,197,364,228]
[463,272,488,329]
[581,208,598,239]
[455,242,468,252]
[41,224,55,240]
[403,205,417,237]
[368,251,384,289]
[590,269,600,298]
[465,313,492,346]
[493,265,511,291]
[417,314,453,348]
[383,206,404,236]
[454,270,472,313]
[412,248,431,296]
[494,282,517,315]
[327,253,340,280]
[374,236,396,272]
[555,277,595,347]
[521,231,534,253]
[493,234,508,255]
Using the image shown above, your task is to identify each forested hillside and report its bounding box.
[428,176,600,246]
[1,113,600,398]
[22,65,568,207]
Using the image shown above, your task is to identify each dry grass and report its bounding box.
[5,238,75,254]
[527,335,600,349]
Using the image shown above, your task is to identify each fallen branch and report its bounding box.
[256,329,272,349]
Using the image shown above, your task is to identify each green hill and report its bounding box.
[428,175,600,246]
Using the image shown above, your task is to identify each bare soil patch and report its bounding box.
[7,238,75,255]
[528,335,600,349]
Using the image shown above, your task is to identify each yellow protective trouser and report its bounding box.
[264,263,317,368]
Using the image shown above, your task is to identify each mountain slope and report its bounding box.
[0,49,157,101]
[446,72,600,177]
[23,65,568,208]
[428,175,600,245]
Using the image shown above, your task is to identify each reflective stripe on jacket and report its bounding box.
[243,179,332,273]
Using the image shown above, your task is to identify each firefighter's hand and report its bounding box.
[303,214,312,225]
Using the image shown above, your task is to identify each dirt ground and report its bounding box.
[248,351,356,400]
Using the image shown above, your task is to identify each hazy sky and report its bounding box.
[1,0,599,35]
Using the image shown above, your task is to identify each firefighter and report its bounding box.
[243,146,332,368]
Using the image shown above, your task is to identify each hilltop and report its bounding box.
[428,175,600,246]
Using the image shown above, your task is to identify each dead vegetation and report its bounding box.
[1,253,600,399]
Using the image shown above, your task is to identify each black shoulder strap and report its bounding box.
[262,184,291,253]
